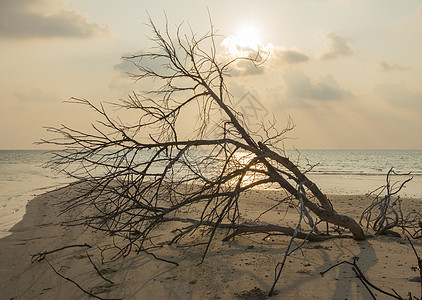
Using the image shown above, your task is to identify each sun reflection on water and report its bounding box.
[228,151,268,188]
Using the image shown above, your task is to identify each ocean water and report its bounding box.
[0,150,71,238]
[295,149,422,197]
[0,149,421,238]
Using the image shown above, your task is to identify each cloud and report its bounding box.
[283,69,353,101]
[229,59,266,76]
[229,47,309,76]
[374,82,422,110]
[15,86,58,102]
[221,35,274,58]
[0,0,109,39]
[113,52,143,75]
[320,32,353,60]
[271,48,310,64]
[219,37,271,76]
[111,50,176,91]
[110,53,141,93]
[279,50,310,63]
[379,61,408,72]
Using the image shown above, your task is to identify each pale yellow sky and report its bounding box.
[1,0,421,149]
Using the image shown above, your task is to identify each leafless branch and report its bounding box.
[31,243,92,263]
[40,14,367,295]
[361,167,416,236]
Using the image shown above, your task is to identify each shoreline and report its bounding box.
[2,172,420,240]
[0,181,71,239]
[1,185,422,299]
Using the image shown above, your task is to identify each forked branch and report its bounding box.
[40,15,366,295]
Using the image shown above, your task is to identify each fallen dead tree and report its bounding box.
[40,15,366,295]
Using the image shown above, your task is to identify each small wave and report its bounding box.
[308,171,422,177]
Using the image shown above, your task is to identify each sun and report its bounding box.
[222,24,273,57]
[236,26,261,51]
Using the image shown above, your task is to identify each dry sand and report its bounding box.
[1,186,422,299]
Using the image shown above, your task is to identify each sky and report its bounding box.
[0,0,421,150]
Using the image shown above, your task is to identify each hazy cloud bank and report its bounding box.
[228,48,310,77]
[283,69,353,102]
[374,82,422,111]
[380,62,408,72]
[0,0,109,39]
[14,86,58,103]
[277,49,310,64]
[320,32,353,60]
[226,30,353,77]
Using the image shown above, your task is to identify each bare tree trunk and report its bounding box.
[41,14,367,271]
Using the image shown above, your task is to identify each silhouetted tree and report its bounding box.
[41,16,366,294]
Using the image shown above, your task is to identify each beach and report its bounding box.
[1,185,422,299]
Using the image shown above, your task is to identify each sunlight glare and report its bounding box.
[228,151,268,188]
[237,26,261,51]
[222,24,273,57]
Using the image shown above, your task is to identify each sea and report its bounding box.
[0,149,421,238]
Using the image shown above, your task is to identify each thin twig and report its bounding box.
[142,249,179,266]
[31,243,92,262]
[321,257,404,299]
[45,258,121,300]
[407,237,422,299]
[268,183,310,296]
[86,252,115,285]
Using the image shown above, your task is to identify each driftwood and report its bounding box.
[361,168,418,237]
[165,216,348,243]
[39,14,367,295]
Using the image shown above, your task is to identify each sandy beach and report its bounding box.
[1,185,422,299]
